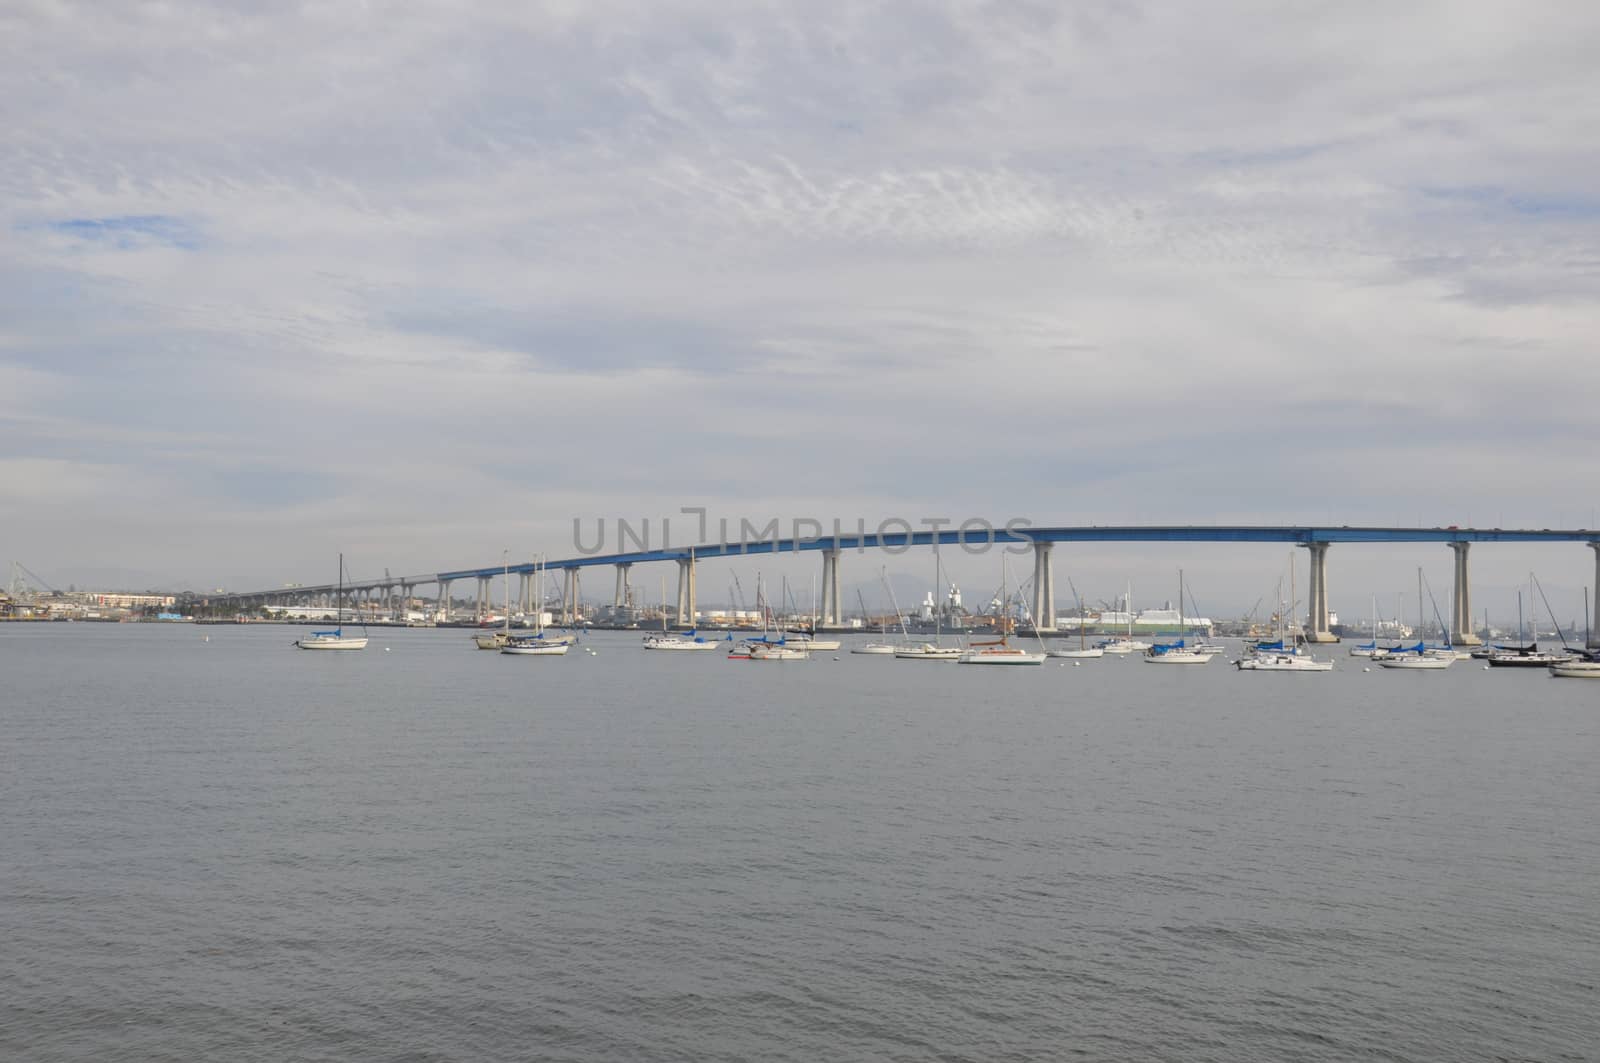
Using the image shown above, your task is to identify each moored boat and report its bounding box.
[296,630,369,650]
[894,642,962,660]
[501,635,570,656]
[294,553,368,650]
[1549,656,1600,678]
[958,641,1046,665]
[1143,639,1214,664]
[1377,653,1453,670]
[643,630,723,651]
[1236,652,1333,672]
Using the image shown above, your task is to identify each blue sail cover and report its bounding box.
[1150,639,1186,653]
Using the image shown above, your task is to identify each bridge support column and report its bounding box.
[437,579,451,622]
[1449,542,1483,645]
[614,563,632,610]
[1031,542,1056,631]
[1591,543,1600,649]
[819,548,842,626]
[561,569,578,625]
[1303,543,1337,642]
[676,558,697,627]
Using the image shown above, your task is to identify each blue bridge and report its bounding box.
[212,525,1600,646]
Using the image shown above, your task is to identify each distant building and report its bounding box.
[90,592,176,609]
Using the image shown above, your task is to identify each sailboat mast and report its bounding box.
[1417,567,1424,644]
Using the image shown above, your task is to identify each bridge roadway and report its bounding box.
[211,525,1600,647]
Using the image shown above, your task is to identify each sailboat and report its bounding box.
[1489,578,1574,668]
[783,574,842,651]
[1349,595,1384,656]
[1550,589,1600,677]
[1097,582,1151,654]
[851,585,899,654]
[1048,579,1103,658]
[503,555,571,655]
[896,552,961,660]
[729,574,809,660]
[294,553,369,650]
[1235,553,1331,671]
[1375,569,1452,669]
[959,557,1046,664]
[1143,570,1215,663]
[474,553,515,649]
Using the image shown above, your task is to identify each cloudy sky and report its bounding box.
[5,1,1599,620]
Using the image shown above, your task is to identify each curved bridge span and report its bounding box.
[211,525,1600,647]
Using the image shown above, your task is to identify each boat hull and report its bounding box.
[1143,651,1215,664]
[1377,656,1453,670]
[1236,654,1332,672]
[501,643,570,655]
[786,637,842,651]
[1048,648,1104,659]
[1488,654,1575,668]
[958,651,1046,665]
[748,647,808,660]
[295,636,369,650]
[894,646,962,660]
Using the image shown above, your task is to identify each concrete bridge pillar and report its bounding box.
[561,568,578,625]
[1031,542,1056,631]
[1590,543,1600,649]
[1303,543,1337,642]
[675,558,697,627]
[437,579,452,622]
[614,563,632,610]
[819,548,842,626]
[1449,542,1483,645]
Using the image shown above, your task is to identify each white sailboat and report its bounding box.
[897,553,962,660]
[1143,571,1214,663]
[785,575,842,651]
[1377,653,1453,670]
[1236,553,1331,672]
[851,586,899,654]
[474,552,514,649]
[1550,589,1600,677]
[1144,641,1214,664]
[503,555,570,655]
[294,553,369,650]
[1098,582,1151,653]
[959,557,1046,665]
[1349,595,1384,657]
[643,629,723,650]
[1049,579,1104,659]
[730,574,811,661]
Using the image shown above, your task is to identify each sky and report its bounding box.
[4,1,1600,622]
